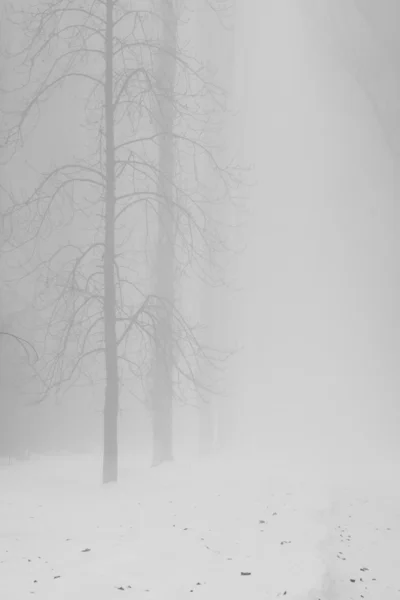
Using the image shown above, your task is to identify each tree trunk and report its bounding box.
[151,0,178,467]
[102,0,119,484]
[194,1,237,454]
[199,399,214,455]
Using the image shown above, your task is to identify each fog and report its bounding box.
[2,1,400,597]
[1,0,399,472]
[235,1,400,469]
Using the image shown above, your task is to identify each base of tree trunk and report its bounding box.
[151,454,174,468]
[103,397,118,484]
[102,454,118,483]
[198,401,214,455]
[151,404,173,468]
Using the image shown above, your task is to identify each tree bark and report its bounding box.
[102,0,119,484]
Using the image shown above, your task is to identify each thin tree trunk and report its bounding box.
[195,1,219,454]
[102,0,119,484]
[199,397,214,454]
[195,1,237,454]
[151,0,178,466]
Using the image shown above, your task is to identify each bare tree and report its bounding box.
[147,0,242,465]
[193,0,240,453]
[2,0,160,482]
[149,0,178,466]
[2,0,240,479]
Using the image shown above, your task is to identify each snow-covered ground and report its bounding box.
[0,452,398,599]
[318,457,400,600]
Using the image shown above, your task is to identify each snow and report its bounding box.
[0,452,399,599]
[318,458,400,600]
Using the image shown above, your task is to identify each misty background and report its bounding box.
[0,0,399,477]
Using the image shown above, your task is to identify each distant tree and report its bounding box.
[148,0,244,464]
[149,0,178,466]
[0,314,38,461]
[193,0,241,453]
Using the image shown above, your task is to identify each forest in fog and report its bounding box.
[0,0,400,485]
[0,0,244,482]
